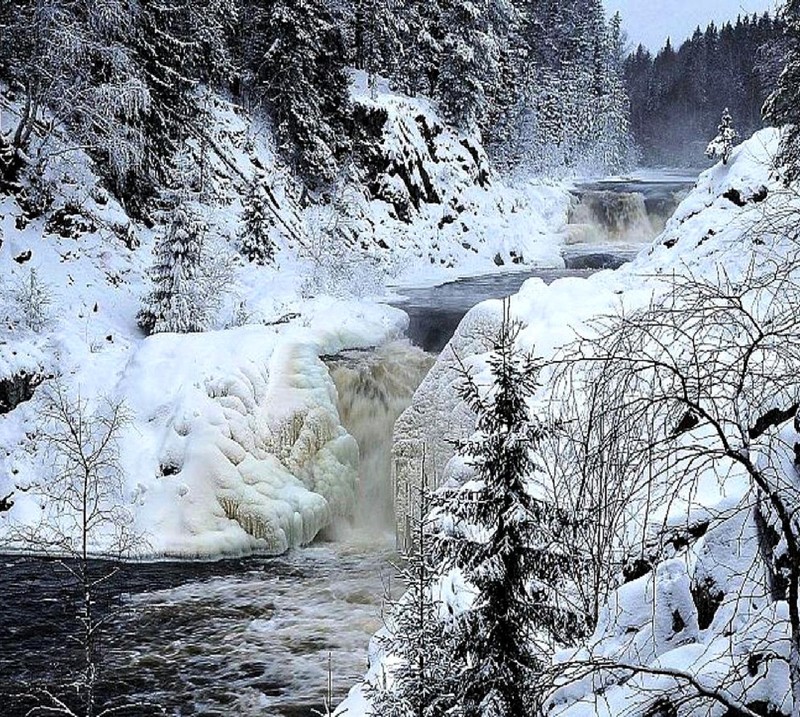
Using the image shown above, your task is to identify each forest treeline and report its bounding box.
[624,12,784,166]
[0,0,631,216]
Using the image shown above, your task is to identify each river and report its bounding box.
[0,173,696,716]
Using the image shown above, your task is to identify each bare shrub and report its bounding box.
[544,254,800,715]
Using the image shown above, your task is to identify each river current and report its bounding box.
[0,173,696,715]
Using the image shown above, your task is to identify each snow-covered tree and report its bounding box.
[436,0,516,134]
[244,0,351,187]
[396,0,443,97]
[138,203,206,335]
[239,178,276,265]
[705,108,739,164]
[133,0,235,199]
[0,0,149,195]
[765,0,800,180]
[494,0,633,177]
[368,489,456,717]
[7,382,162,716]
[427,308,547,716]
[352,0,403,90]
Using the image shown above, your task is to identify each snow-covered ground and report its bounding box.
[0,75,578,558]
[341,129,800,716]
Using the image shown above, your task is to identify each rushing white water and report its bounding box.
[327,340,435,532]
[103,536,397,717]
[567,190,655,244]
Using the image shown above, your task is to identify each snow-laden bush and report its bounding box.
[300,185,386,299]
[6,268,55,333]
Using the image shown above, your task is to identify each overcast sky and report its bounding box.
[604,0,779,51]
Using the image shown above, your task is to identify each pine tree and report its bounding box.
[133,0,235,197]
[427,306,546,717]
[705,108,739,164]
[138,203,206,335]
[436,0,511,133]
[397,0,444,97]
[239,178,276,265]
[245,0,351,187]
[765,0,800,180]
[353,0,404,90]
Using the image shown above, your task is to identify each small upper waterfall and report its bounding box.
[566,179,692,247]
[326,341,434,532]
[567,190,654,244]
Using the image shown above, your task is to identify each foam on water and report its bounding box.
[105,538,398,716]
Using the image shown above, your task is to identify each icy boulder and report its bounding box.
[118,327,358,557]
[392,300,503,549]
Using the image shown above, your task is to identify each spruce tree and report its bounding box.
[138,203,206,335]
[765,0,800,180]
[368,490,455,717]
[246,0,351,187]
[239,178,276,265]
[397,0,443,97]
[436,0,513,133]
[428,306,546,717]
[134,0,235,196]
[705,108,739,164]
[353,0,404,90]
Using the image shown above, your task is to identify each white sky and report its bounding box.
[604,0,780,51]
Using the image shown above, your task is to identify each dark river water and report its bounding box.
[1,538,397,717]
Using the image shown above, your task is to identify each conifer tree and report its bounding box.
[246,0,351,187]
[138,203,206,335]
[369,489,455,717]
[765,0,800,179]
[239,178,276,265]
[397,0,443,97]
[353,0,404,90]
[437,0,513,133]
[428,306,546,717]
[134,0,235,195]
[705,108,739,164]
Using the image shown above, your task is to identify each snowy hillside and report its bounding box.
[343,129,800,716]
[0,77,574,558]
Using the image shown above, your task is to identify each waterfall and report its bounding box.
[326,341,434,533]
[567,190,654,244]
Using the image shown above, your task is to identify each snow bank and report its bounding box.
[365,128,800,716]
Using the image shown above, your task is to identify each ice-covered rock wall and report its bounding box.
[392,303,504,549]
[349,73,571,277]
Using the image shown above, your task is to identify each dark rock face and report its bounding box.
[691,577,724,630]
[351,101,489,225]
[0,371,42,414]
